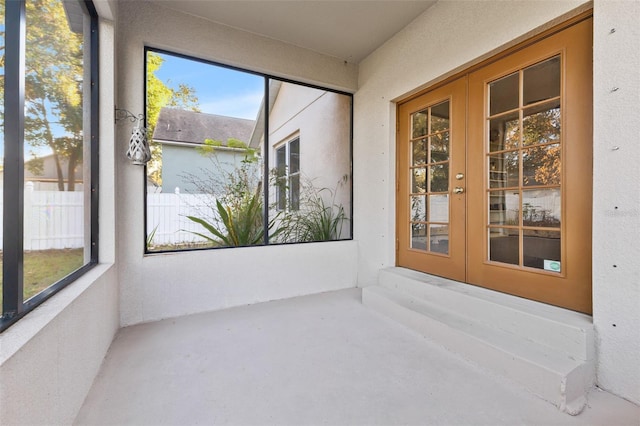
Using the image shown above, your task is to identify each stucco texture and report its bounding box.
[592,0,640,405]
[354,0,638,406]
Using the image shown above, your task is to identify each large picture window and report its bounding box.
[0,0,99,332]
[144,49,352,252]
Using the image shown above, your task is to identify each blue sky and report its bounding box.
[0,50,266,164]
[154,51,264,120]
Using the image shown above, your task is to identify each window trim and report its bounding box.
[275,135,301,212]
[0,0,100,333]
[143,47,354,254]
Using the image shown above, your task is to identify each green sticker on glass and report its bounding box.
[544,260,561,272]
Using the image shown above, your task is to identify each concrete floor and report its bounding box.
[75,289,639,426]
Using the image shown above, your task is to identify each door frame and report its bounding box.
[395,11,593,313]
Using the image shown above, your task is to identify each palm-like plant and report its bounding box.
[183,152,276,247]
[183,153,348,247]
[274,175,349,243]
[187,189,271,247]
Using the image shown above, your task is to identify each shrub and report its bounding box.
[273,175,349,243]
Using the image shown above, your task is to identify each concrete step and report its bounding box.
[378,267,595,362]
[362,267,595,415]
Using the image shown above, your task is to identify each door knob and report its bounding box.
[456,173,465,180]
[454,187,465,194]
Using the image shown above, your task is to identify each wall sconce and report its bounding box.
[115,108,151,166]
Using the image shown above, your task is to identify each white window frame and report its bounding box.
[275,136,300,211]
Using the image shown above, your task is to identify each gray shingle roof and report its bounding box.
[153,108,255,146]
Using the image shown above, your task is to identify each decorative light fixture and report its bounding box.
[115,107,151,166]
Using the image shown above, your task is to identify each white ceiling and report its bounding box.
[157,1,437,63]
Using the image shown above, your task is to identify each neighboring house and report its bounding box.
[153,107,256,193]
[23,153,83,191]
[250,81,351,232]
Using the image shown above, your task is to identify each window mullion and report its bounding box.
[2,0,27,318]
[288,145,293,211]
[262,77,270,245]
[89,4,100,263]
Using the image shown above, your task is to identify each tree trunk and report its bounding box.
[67,148,80,192]
[53,152,65,191]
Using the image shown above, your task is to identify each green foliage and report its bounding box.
[146,52,200,186]
[146,53,174,140]
[196,139,223,156]
[274,175,349,243]
[26,156,45,176]
[197,137,257,162]
[0,0,84,190]
[187,191,269,247]
[182,154,279,248]
[146,225,159,248]
[227,138,247,148]
[180,156,349,248]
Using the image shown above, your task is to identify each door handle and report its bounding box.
[454,187,465,194]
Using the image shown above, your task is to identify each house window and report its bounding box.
[0,0,99,332]
[144,49,353,251]
[275,137,300,211]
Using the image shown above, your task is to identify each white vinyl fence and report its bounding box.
[16,185,85,251]
[2,186,216,251]
[146,189,216,247]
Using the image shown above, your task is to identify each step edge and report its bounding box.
[363,287,593,412]
[364,285,586,373]
[378,268,594,359]
[380,267,592,327]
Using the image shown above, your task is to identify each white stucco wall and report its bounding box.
[592,0,640,406]
[354,0,639,405]
[269,83,352,223]
[0,17,120,425]
[0,265,119,425]
[116,1,359,327]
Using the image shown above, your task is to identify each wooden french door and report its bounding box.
[397,17,593,313]
[397,78,467,282]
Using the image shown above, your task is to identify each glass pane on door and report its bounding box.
[489,227,519,265]
[523,229,561,271]
[486,55,562,271]
[490,73,519,115]
[409,100,450,254]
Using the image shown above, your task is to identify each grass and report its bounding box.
[0,248,84,304]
